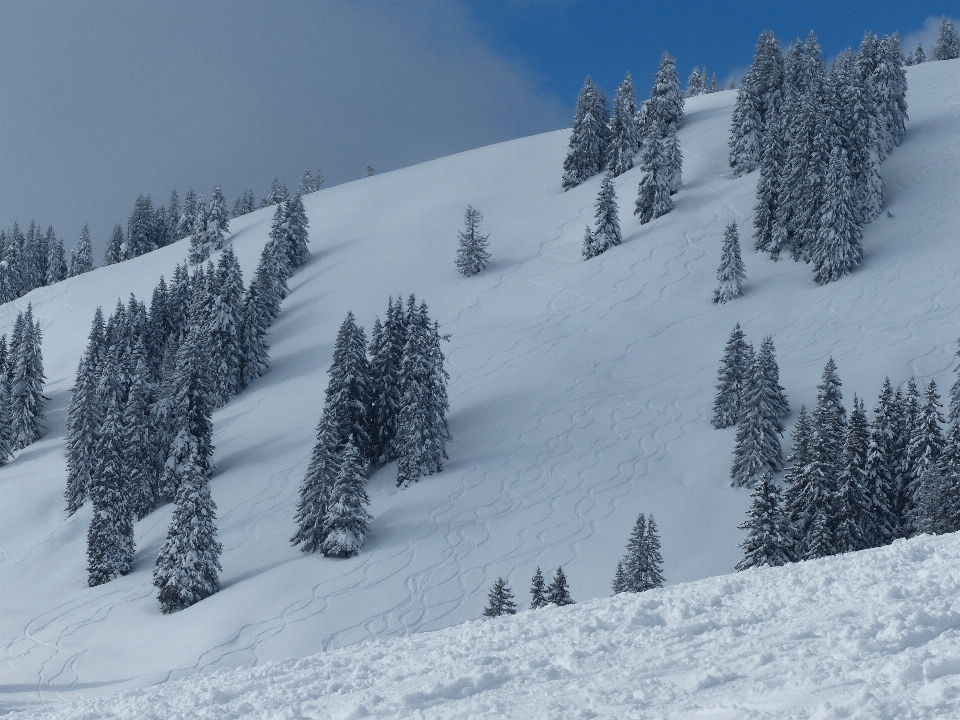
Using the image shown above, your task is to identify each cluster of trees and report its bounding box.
[456,206,491,277]
[292,295,450,558]
[0,222,76,303]
[733,30,908,285]
[711,324,790,487]
[737,344,960,571]
[902,18,959,66]
[482,566,574,618]
[0,306,46,464]
[612,513,665,594]
[685,67,732,97]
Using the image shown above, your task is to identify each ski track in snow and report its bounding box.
[0,60,958,714]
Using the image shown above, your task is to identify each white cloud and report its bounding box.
[902,15,960,57]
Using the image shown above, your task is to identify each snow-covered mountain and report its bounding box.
[1,58,958,716]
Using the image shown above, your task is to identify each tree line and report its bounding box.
[0,305,46,464]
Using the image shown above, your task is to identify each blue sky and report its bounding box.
[0,1,953,259]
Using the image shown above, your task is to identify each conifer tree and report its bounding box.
[863,378,900,545]
[730,344,784,486]
[267,201,293,279]
[612,562,627,594]
[483,578,518,617]
[153,443,222,613]
[758,336,789,420]
[69,224,95,277]
[188,194,209,264]
[10,307,46,450]
[64,310,105,514]
[456,205,491,276]
[914,44,926,64]
[103,224,125,267]
[364,164,376,178]
[325,311,372,458]
[736,472,793,570]
[806,511,834,560]
[904,381,946,535]
[260,178,289,208]
[370,297,405,463]
[685,67,704,98]
[562,77,610,190]
[581,226,600,261]
[86,386,135,586]
[750,31,785,129]
[124,343,158,520]
[728,70,763,175]
[838,48,883,225]
[284,194,310,271]
[753,105,786,254]
[321,441,372,558]
[663,126,683,194]
[239,272,271,389]
[45,228,67,285]
[292,413,338,553]
[529,567,548,609]
[208,246,245,406]
[876,34,908,153]
[647,51,684,132]
[711,323,752,429]
[933,16,960,61]
[206,186,230,251]
[0,339,13,467]
[833,396,872,553]
[249,240,286,327]
[813,147,863,285]
[179,189,198,240]
[782,405,812,538]
[713,222,746,304]
[634,126,673,224]
[298,167,315,196]
[608,72,641,177]
[127,195,156,258]
[589,175,621,257]
[546,566,574,606]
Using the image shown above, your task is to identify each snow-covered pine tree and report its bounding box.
[750,31,785,129]
[291,412,338,553]
[876,34,908,153]
[86,381,135,586]
[713,221,746,304]
[914,44,926,64]
[806,511,834,560]
[325,311,372,459]
[232,189,256,218]
[813,146,863,285]
[608,72,641,177]
[838,48,883,225]
[10,306,46,450]
[284,194,310,272]
[562,77,609,190]
[298,167,314,197]
[483,578,518,617]
[903,380,946,536]
[188,193,209,265]
[590,174,621,256]
[315,166,324,190]
[238,269,271,389]
[648,51,684,132]
[685,67,704,98]
[581,226,600,260]
[103,224,124,267]
[863,378,900,546]
[266,200,293,279]
[260,178,289,208]
[0,366,12,467]
[546,566,574,606]
[736,471,793,570]
[179,189,198,240]
[833,395,873,553]
[126,195,156,259]
[711,323,752,429]
[372,297,406,464]
[728,69,763,175]
[529,567,548,609]
[730,343,784,486]
[758,336,789,420]
[69,224,95,277]
[893,380,919,533]
[249,240,286,327]
[782,404,812,524]
[321,440,372,558]
[364,163,375,178]
[124,341,158,520]
[914,465,958,535]
[948,340,960,426]
[663,126,683,194]
[634,125,673,223]
[423,315,451,475]
[153,442,222,613]
[612,562,626,594]
[753,105,786,254]
[206,186,230,251]
[45,228,67,285]
[207,245,245,407]
[639,515,665,589]
[64,309,105,514]
[455,205,491,276]
[618,512,646,592]
[934,16,960,60]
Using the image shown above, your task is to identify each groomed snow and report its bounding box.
[11,532,960,719]
[1,58,959,714]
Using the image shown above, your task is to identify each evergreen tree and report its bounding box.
[64,309,105,514]
[250,240,286,326]
[124,342,158,520]
[260,178,289,208]
[162,190,180,247]
[618,513,665,591]
[711,323,752,429]
[589,174,621,257]
[456,205,491,276]
[663,126,683,194]
[188,193,209,264]
[833,396,873,553]
[153,443,222,613]
[634,126,673,223]
[103,224,124,267]
[206,186,230,251]
[127,195,156,258]
[267,201,293,279]
[529,567,548,609]
[10,307,46,450]
[238,269,272,389]
[736,472,793,570]
[904,380,946,535]
[685,67,705,98]
[232,189,256,218]
[713,222,746,304]
[546,566,574,606]
[839,48,884,225]
[292,413,338,553]
[876,34,908,153]
[483,578,518,617]
[806,511,834,560]
[86,386,135,586]
[364,163,376,178]
[69,224,95,277]
[0,337,13,467]
[324,311,372,457]
[782,405,813,536]
[750,31,785,129]
[612,562,627,594]
[207,245,245,406]
[933,16,960,60]
[758,336,789,419]
[813,146,863,285]
[315,166,324,190]
[45,228,67,285]
[179,189,198,240]
[321,441,372,558]
[370,297,405,464]
[647,51,684,132]
[863,378,900,546]
[730,344,784,487]
[608,72,641,177]
[562,77,610,190]
[284,194,310,271]
[914,44,926,64]
[728,70,763,175]
[753,105,786,254]
[298,166,315,196]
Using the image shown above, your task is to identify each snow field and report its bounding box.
[1,58,958,712]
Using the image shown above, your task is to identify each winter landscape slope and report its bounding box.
[1,58,958,714]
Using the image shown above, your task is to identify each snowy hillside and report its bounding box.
[1,58,959,714]
[12,531,960,719]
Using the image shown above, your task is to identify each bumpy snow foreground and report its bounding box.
[1,58,959,713]
[12,533,960,719]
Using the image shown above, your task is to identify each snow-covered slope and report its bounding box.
[12,532,960,719]
[1,59,958,714]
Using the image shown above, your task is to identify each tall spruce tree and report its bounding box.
[284,194,310,271]
[64,309,105,514]
[863,378,900,545]
[546,566,574,606]
[529,567,548,609]
[69,224,95,277]
[10,307,46,450]
[728,70,763,175]
[239,271,271,389]
[188,193,210,265]
[608,72,641,177]
[321,441,372,558]
[713,222,746,304]
[758,336,789,420]
[208,245,245,406]
[647,52,684,132]
[834,396,872,553]
[483,578,518,617]
[124,342,158,520]
[292,412,338,553]
[904,381,946,536]
[914,44,926,63]
[634,126,674,224]
[206,186,230,251]
[736,472,793,570]
[562,77,610,190]
[933,17,960,61]
[370,297,405,464]
[712,324,752,429]
[588,174,621,258]
[45,228,67,285]
[456,206,491,276]
[813,146,863,285]
[325,311,372,458]
[730,344,784,486]
[753,105,786,254]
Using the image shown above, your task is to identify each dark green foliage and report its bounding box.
[712,324,752,429]
[321,441,372,558]
[456,206,491,276]
[529,567,548,609]
[736,472,793,570]
[483,578,518,618]
[546,566,574,606]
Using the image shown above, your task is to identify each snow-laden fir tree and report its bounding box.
[529,567,548,609]
[238,267,272,389]
[364,163,375,178]
[736,472,793,570]
[647,51,684,133]
[291,412,338,553]
[321,440,372,558]
[914,465,959,536]
[324,311,372,458]
[863,378,900,545]
[581,226,600,261]
[103,224,124,267]
[0,338,13,467]
[124,341,158,520]
[875,34,909,155]
[208,245,245,407]
[562,76,610,190]
[752,105,786,254]
[10,306,46,450]
[315,166,324,190]
[206,186,230,252]
[949,339,960,426]
[266,201,294,280]
[86,377,135,587]
[45,228,67,285]
[749,31,785,129]
[893,380,921,531]
[608,72,641,177]
[232,189,256,218]
[69,224,95,277]
[685,67,705,98]
[914,44,926,64]
[730,343,785,487]
[64,309,105,514]
[934,16,960,61]
[813,146,863,285]
[728,70,763,175]
[188,193,209,264]
[367,299,404,464]
[126,195,155,259]
[713,222,746,304]
[587,174,621,258]
[248,239,287,328]
[546,566,574,606]
[836,48,883,225]
[260,178,289,208]
[833,396,873,553]
[612,562,627,594]
[298,167,315,197]
[153,441,222,613]
[663,125,683,194]
[634,126,674,224]
[711,323,752,429]
[285,194,310,272]
[903,381,946,536]
[616,512,665,592]
[758,336,789,420]
[455,205,491,276]
[483,578,518,618]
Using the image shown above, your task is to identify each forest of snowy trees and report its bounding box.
[0,305,47,464]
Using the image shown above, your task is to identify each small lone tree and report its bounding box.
[736,471,793,570]
[364,163,376,177]
[483,577,518,618]
[713,222,746,304]
[321,441,372,558]
[529,567,548,609]
[455,205,491,277]
[590,174,621,258]
[546,566,574,606]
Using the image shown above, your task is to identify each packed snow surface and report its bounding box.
[11,533,960,719]
[1,58,959,713]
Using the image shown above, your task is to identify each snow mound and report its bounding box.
[11,532,960,719]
